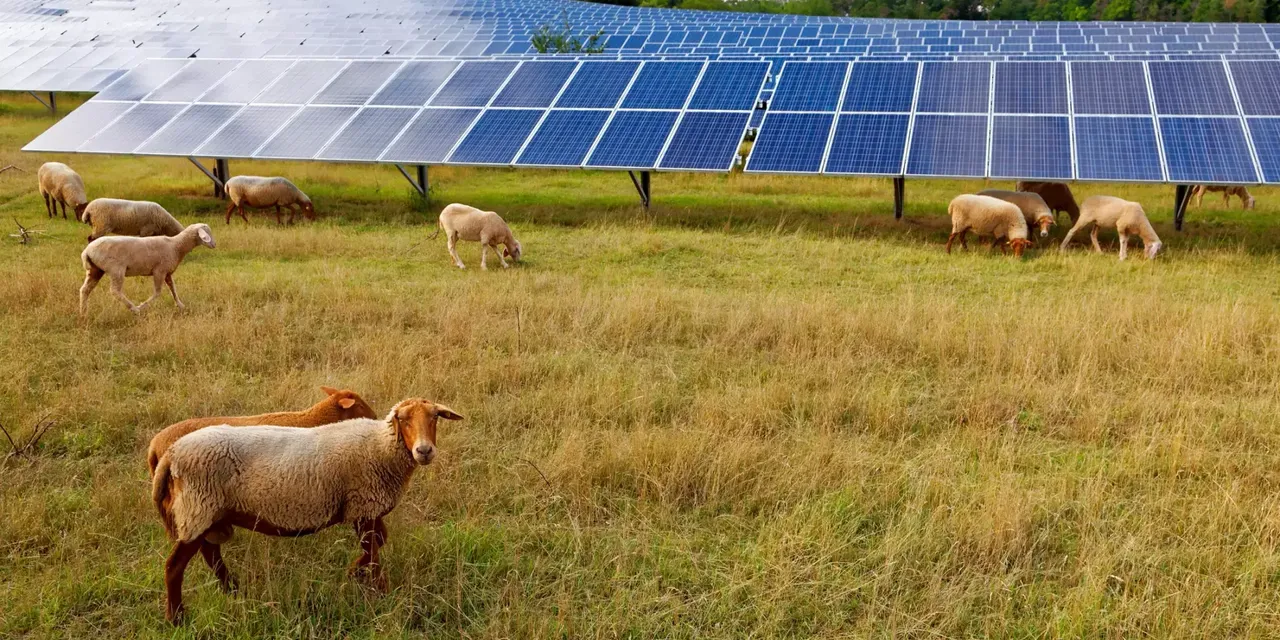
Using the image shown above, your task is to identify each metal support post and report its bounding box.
[628,170,651,208]
[894,176,905,220]
[1174,184,1190,231]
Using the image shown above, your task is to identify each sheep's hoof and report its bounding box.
[456,265,466,270]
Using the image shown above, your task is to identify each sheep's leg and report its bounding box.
[958,229,968,250]
[136,274,165,311]
[1118,232,1129,261]
[225,201,236,225]
[447,232,465,269]
[945,232,958,253]
[1060,220,1086,251]
[165,273,185,310]
[79,269,103,315]
[199,541,237,593]
[274,205,283,226]
[41,190,51,218]
[164,540,201,624]
[480,243,489,270]
[59,199,67,220]
[1089,227,1102,254]
[108,273,140,314]
[350,518,388,591]
[287,204,299,225]
[496,243,510,268]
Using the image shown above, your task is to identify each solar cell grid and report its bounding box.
[745,112,832,172]
[1229,61,1280,116]
[313,60,403,106]
[990,115,1072,179]
[586,109,679,169]
[318,107,417,161]
[145,60,240,102]
[1149,61,1238,115]
[824,113,909,174]
[769,62,846,112]
[198,60,294,104]
[492,61,578,108]
[370,60,459,107]
[255,60,349,105]
[137,104,240,155]
[381,108,481,163]
[1073,116,1164,181]
[256,106,358,159]
[841,62,917,112]
[1160,116,1257,182]
[429,60,517,107]
[905,114,987,176]
[1246,118,1280,183]
[95,58,188,101]
[914,61,989,113]
[554,61,640,109]
[994,62,1067,114]
[620,61,703,110]
[448,108,542,164]
[79,103,185,153]
[1069,61,1151,115]
[516,109,610,166]
[195,105,300,157]
[23,101,133,152]
[686,61,769,111]
[659,110,750,170]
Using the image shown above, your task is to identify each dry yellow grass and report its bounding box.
[3,93,1280,637]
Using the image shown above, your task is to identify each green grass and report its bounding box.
[4,91,1280,638]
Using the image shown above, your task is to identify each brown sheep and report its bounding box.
[1191,185,1255,210]
[1016,181,1079,223]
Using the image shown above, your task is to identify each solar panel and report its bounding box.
[745,112,832,173]
[195,106,300,158]
[1069,61,1151,115]
[145,60,239,103]
[23,101,133,152]
[317,107,417,161]
[80,103,185,153]
[990,115,1072,179]
[585,110,679,169]
[198,60,294,104]
[824,113,909,175]
[430,60,518,107]
[841,62,917,112]
[621,61,703,110]
[448,108,542,164]
[490,61,578,108]
[381,108,481,163]
[313,61,403,106]
[370,60,460,107]
[136,104,240,155]
[915,62,989,114]
[1228,61,1280,116]
[95,58,188,101]
[1074,116,1164,181]
[686,61,769,111]
[1148,61,1238,116]
[994,62,1067,114]
[769,62,846,112]
[515,109,610,166]
[905,114,987,177]
[554,61,640,109]
[256,60,349,105]
[1160,117,1257,183]
[256,106,358,159]
[1246,118,1280,183]
[659,111,750,171]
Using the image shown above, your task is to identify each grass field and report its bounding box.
[5,92,1280,638]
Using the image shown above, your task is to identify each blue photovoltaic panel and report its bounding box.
[554,61,640,109]
[95,58,187,101]
[430,60,518,107]
[145,60,239,102]
[492,61,578,108]
[195,106,299,158]
[994,62,1067,114]
[318,107,417,161]
[256,106,358,159]
[313,61,403,106]
[370,60,459,106]
[745,112,833,173]
[687,61,769,111]
[915,62,990,114]
[1160,117,1258,183]
[448,108,542,165]
[23,101,133,152]
[769,62,846,112]
[515,109,610,167]
[585,110,679,169]
[1074,117,1164,181]
[841,62,917,113]
[990,116,1071,179]
[1229,61,1280,116]
[255,60,348,105]
[621,61,702,110]
[906,114,987,177]
[825,113,909,175]
[381,108,481,163]
[80,103,185,153]
[1246,118,1280,183]
[660,111,750,171]
[1070,62,1151,115]
[1149,61,1237,116]
[136,104,240,155]
[198,60,293,104]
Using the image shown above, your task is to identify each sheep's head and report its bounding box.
[504,239,522,262]
[1144,241,1162,260]
[74,202,88,221]
[320,386,378,420]
[190,223,216,249]
[1034,213,1054,238]
[302,199,316,221]
[389,398,463,465]
[1009,238,1032,258]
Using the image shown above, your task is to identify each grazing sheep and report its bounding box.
[37,162,88,221]
[83,198,183,243]
[430,203,522,270]
[1016,181,1079,223]
[977,189,1055,239]
[152,397,463,624]
[1191,184,1255,210]
[946,194,1032,257]
[146,386,378,477]
[79,223,216,315]
[224,176,315,225]
[1060,195,1161,260]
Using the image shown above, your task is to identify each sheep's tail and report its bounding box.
[152,454,178,540]
[82,252,100,273]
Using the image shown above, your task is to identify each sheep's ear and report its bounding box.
[338,398,356,409]
[435,404,464,421]
[197,226,215,246]
[320,385,339,396]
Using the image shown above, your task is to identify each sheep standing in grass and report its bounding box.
[1060,195,1161,260]
[83,198,183,243]
[1191,184,1255,210]
[146,386,378,477]
[946,194,1032,257]
[1016,181,1079,224]
[79,223,216,315]
[152,397,463,623]
[977,189,1055,239]
[37,162,88,221]
[224,176,315,225]
[431,203,522,269]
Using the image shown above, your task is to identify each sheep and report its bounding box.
[977,189,1055,239]
[79,223,216,315]
[429,203,522,270]
[146,386,378,477]
[151,397,463,623]
[37,162,88,221]
[1060,195,1161,260]
[946,194,1032,258]
[83,198,183,243]
[1191,184,1255,210]
[224,176,315,225]
[1016,181,1079,224]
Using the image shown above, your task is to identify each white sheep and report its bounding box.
[1060,195,1161,260]
[1191,184,1255,210]
[151,397,463,623]
[946,194,1032,257]
[224,176,315,225]
[79,223,216,315]
[977,189,1055,239]
[430,203,522,270]
[83,198,183,243]
[37,162,88,221]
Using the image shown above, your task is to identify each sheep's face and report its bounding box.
[1035,216,1054,238]
[74,203,88,221]
[504,240,522,262]
[392,398,463,465]
[1145,241,1162,260]
[1009,238,1032,258]
[320,386,378,420]
[302,200,316,220]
